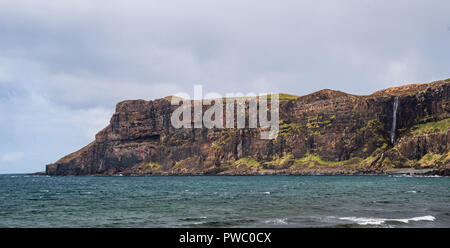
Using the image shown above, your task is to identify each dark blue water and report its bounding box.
[0,175,448,227]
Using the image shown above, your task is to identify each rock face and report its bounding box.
[46,80,450,175]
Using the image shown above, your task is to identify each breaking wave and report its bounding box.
[264,218,288,225]
[339,215,435,226]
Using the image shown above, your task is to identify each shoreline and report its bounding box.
[28,168,447,177]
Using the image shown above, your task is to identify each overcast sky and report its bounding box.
[1,0,449,173]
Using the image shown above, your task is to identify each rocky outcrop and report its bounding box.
[45,79,450,175]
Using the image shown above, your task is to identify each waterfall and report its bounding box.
[390,97,399,144]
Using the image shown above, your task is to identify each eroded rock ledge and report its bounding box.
[45,79,450,176]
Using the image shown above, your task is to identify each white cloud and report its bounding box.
[0,152,23,162]
[69,107,114,139]
[378,51,427,87]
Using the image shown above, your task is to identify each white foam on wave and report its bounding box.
[339,215,435,225]
[263,192,271,195]
[410,175,442,178]
[264,218,288,225]
[406,190,417,193]
[192,221,206,225]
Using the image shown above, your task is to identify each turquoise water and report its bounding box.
[0,175,449,227]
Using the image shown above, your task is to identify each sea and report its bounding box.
[0,174,448,228]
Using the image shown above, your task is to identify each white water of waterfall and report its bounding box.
[390,97,399,144]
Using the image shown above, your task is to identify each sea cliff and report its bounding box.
[45,79,450,176]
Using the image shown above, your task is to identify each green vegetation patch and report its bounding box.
[366,119,383,130]
[139,162,162,170]
[218,129,235,146]
[290,153,362,169]
[266,154,294,168]
[279,121,302,136]
[232,157,263,170]
[381,157,395,169]
[221,93,299,101]
[305,115,333,132]
[361,154,378,166]
[418,152,447,168]
[411,118,450,135]
[272,93,300,101]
